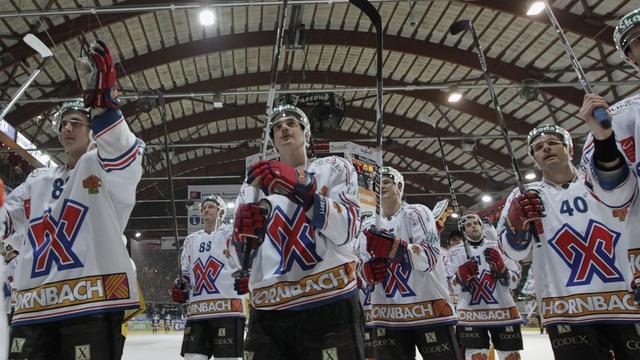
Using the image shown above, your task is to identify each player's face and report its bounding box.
[273,116,305,153]
[463,219,483,241]
[59,111,91,155]
[625,27,640,67]
[381,176,401,200]
[201,202,222,223]
[530,133,569,169]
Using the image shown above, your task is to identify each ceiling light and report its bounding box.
[135,232,141,238]
[481,194,492,203]
[450,213,459,219]
[227,202,235,209]
[525,171,536,180]
[448,89,463,103]
[199,8,215,26]
[526,1,545,16]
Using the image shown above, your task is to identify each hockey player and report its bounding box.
[152,313,161,334]
[5,40,144,360]
[172,195,245,360]
[359,166,460,360]
[497,121,640,359]
[231,104,363,359]
[582,8,640,303]
[446,213,522,360]
[1,233,21,320]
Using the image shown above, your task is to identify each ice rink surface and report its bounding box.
[123,329,554,359]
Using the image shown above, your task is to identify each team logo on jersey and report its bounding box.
[82,174,102,194]
[383,262,415,298]
[267,206,322,274]
[28,199,88,278]
[467,270,498,305]
[548,220,624,287]
[192,256,224,296]
[619,136,636,163]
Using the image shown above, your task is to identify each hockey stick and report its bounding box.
[0,34,53,121]
[349,0,384,228]
[450,20,542,248]
[157,91,182,275]
[429,117,471,259]
[542,0,610,129]
[236,0,290,280]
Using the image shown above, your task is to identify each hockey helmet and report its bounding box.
[527,124,573,156]
[52,100,91,134]
[458,213,483,241]
[268,104,311,146]
[614,8,640,73]
[380,166,405,196]
[200,194,226,218]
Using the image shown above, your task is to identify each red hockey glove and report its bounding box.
[364,227,409,266]
[234,276,250,295]
[632,277,640,303]
[484,248,507,277]
[75,39,119,110]
[363,258,387,284]
[233,203,268,246]
[456,260,478,287]
[171,275,190,303]
[247,160,317,210]
[505,190,544,247]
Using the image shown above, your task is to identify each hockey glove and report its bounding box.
[171,275,190,303]
[234,276,250,295]
[362,258,387,284]
[233,203,268,246]
[484,247,508,279]
[632,277,640,303]
[505,190,544,249]
[247,160,317,210]
[456,259,478,287]
[75,39,119,110]
[364,227,410,268]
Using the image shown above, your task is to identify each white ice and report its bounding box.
[123,329,554,359]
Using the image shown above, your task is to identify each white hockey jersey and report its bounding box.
[497,163,640,327]
[445,240,522,327]
[357,203,456,329]
[582,94,640,280]
[2,109,144,326]
[233,156,361,310]
[180,224,246,320]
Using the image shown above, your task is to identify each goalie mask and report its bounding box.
[527,124,573,156]
[200,195,226,220]
[380,166,405,196]
[52,100,91,135]
[458,213,483,242]
[268,104,311,148]
[614,8,640,73]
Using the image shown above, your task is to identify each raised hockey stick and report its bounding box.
[450,19,542,248]
[157,91,183,274]
[429,117,471,259]
[349,0,384,228]
[236,0,290,279]
[542,0,610,129]
[0,34,53,121]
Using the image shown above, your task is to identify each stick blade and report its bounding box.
[450,19,472,35]
[23,34,52,58]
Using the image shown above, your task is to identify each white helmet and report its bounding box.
[268,104,311,147]
[527,123,573,156]
[52,100,91,134]
[614,8,640,73]
[200,194,226,219]
[458,213,483,241]
[380,166,405,196]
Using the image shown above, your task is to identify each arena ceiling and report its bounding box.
[0,0,638,237]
